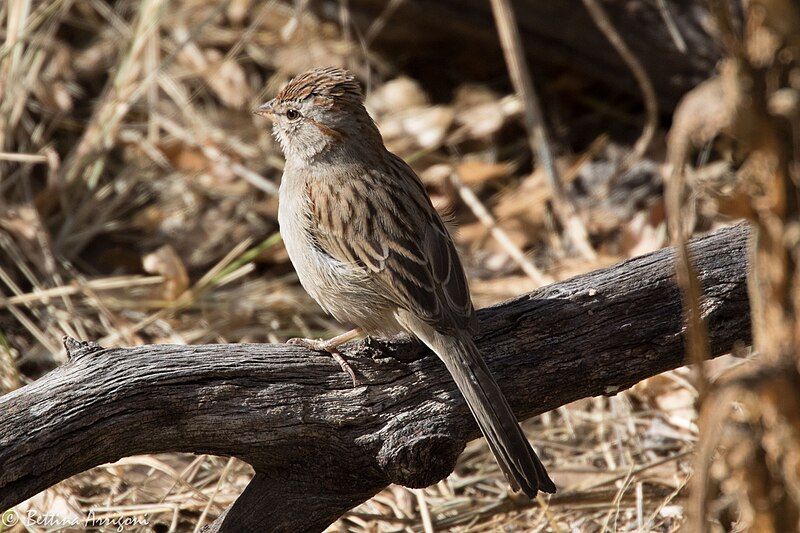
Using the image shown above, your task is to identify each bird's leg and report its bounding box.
[288,327,362,351]
[288,328,362,385]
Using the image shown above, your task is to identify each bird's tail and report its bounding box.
[414,323,556,497]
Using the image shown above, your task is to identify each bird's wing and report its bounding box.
[306,153,475,333]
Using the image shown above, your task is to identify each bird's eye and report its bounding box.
[285,108,301,121]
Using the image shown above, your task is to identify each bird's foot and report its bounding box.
[288,335,359,386]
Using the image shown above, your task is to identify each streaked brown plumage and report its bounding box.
[256,66,556,497]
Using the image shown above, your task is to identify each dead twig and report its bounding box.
[449,171,551,286]
[488,0,596,262]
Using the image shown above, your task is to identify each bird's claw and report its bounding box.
[287,337,359,386]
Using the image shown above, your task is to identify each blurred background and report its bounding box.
[2,0,790,531]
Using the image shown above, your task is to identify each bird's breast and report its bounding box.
[278,171,399,333]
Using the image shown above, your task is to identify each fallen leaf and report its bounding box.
[142,245,190,301]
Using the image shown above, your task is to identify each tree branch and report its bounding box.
[312,0,732,109]
[0,224,751,532]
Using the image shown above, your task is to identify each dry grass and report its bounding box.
[0,0,735,530]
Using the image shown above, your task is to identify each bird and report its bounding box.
[254,66,556,497]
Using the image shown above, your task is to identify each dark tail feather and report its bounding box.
[426,330,556,497]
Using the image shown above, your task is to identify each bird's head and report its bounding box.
[255,67,380,162]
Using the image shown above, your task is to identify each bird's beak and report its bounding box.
[253,99,275,120]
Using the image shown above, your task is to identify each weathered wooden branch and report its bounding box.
[0,225,751,532]
[313,0,736,109]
